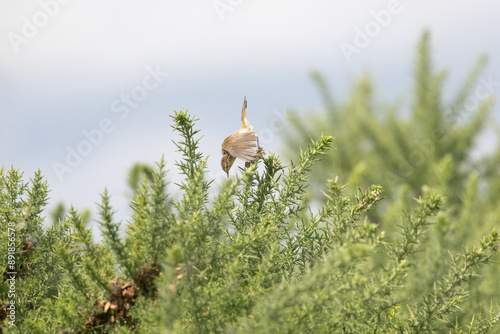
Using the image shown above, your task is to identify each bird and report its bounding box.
[221,96,261,176]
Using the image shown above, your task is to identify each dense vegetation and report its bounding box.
[1,32,499,333]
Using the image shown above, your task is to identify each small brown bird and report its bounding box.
[221,96,260,176]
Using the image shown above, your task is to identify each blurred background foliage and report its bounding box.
[283,31,500,326]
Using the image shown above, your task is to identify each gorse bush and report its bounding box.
[284,31,500,331]
[285,31,498,223]
[1,109,499,333]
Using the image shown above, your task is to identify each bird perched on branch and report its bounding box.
[221,96,262,176]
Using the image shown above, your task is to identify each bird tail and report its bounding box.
[241,95,252,130]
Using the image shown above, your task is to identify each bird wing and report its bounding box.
[222,131,258,162]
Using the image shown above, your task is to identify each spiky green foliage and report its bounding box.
[0,169,65,327]
[1,107,499,333]
[283,31,500,331]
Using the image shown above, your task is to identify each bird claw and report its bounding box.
[256,145,265,159]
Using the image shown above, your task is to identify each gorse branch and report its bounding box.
[97,189,135,280]
[171,110,210,222]
[410,231,500,333]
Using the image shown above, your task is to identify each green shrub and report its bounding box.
[283,31,500,331]
[1,109,499,333]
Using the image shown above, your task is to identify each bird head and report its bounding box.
[221,150,236,177]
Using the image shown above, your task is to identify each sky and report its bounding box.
[1,1,500,224]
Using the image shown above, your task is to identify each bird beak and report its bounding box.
[226,171,229,177]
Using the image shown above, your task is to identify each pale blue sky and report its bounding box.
[1,1,499,222]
